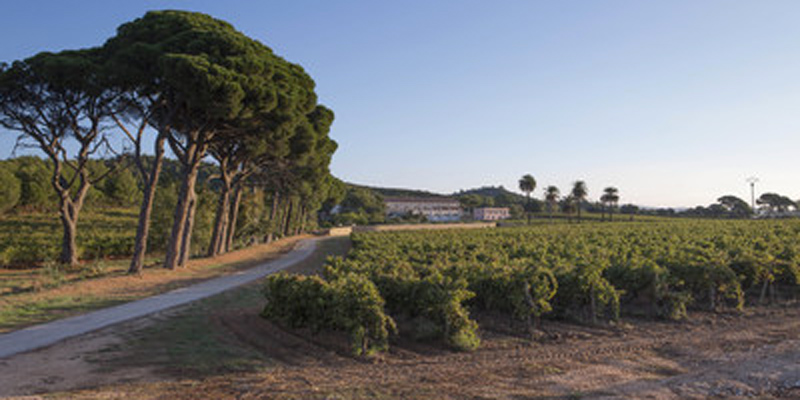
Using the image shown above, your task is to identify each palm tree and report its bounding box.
[601,187,619,222]
[571,181,588,223]
[562,195,576,223]
[519,174,537,224]
[544,185,560,222]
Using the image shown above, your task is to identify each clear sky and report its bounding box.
[1,1,799,208]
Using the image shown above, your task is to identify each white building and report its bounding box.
[473,207,510,221]
[384,197,463,222]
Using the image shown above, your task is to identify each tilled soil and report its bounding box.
[14,304,797,400]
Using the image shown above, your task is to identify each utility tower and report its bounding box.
[746,177,759,211]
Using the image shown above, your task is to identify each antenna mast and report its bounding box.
[746,176,759,212]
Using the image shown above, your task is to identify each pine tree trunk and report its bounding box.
[178,193,197,267]
[54,171,89,267]
[224,184,243,253]
[283,198,294,237]
[164,156,200,270]
[59,203,80,266]
[709,285,717,311]
[128,134,165,274]
[769,281,776,303]
[208,175,231,257]
[299,204,308,234]
[270,190,280,222]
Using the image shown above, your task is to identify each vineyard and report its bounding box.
[0,209,138,268]
[262,220,800,354]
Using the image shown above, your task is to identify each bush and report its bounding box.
[373,271,479,351]
[606,257,691,320]
[467,265,558,329]
[261,272,396,356]
[553,264,621,324]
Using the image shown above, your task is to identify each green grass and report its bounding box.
[0,295,126,329]
[116,286,274,376]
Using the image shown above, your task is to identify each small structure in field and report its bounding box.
[384,197,463,222]
[473,207,510,221]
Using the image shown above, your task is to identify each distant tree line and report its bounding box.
[325,185,386,226]
[511,175,623,224]
[634,193,798,219]
[0,11,340,272]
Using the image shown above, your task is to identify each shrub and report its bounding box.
[467,265,558,329]
[261,272,396,356]
[374,271,479,351]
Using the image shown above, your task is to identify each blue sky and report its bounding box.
[2,1,800,207]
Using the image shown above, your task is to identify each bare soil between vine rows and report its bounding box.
[2,302,798,399]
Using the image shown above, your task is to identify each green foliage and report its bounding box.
[12,157,54,210]
[717,195,752,218]
[757,192,796,213]
[148,182,179,252]
[261,272,396,356]
[467,265,557,324]
[342,220,800,321]
[383,272,479,351]
[606,257,690,320]
[0,208,137,267]
[190,184,217,255]
[456,186,536,219]
[234,188,270,244]
[553,262,621,323]
[0,165,21,213]
[103,166,141,207]
[331,186,386,225]
[261,220,800,356]
[328,273,397,355]
[667,245,743,311]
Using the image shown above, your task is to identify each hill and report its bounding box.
[455,185,526,203]
[349,184,449,199]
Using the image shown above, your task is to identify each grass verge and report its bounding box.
[0,235,311,333]
[103,236,351,377]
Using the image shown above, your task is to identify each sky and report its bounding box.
[1,1,799,208]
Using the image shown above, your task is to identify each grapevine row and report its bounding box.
[262,220,800,353]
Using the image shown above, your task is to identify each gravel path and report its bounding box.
[0,239,317,359]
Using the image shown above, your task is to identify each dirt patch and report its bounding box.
[13,304,798,400]
[0,314,161,398]
[214,307,356,367]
